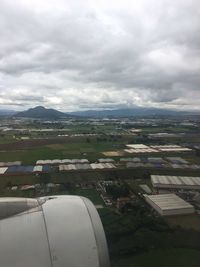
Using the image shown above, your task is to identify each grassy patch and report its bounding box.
[0,141,124,164]
[74,188,104,205]
[111,248,200,267]
[166,214,200,231]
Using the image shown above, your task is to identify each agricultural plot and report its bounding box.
[166,214,200,231]
[111,248,200,267]
[74,188,104,205]
[103,151,124,156]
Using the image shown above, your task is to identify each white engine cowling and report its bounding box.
[0,196,110,267]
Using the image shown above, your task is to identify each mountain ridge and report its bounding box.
[67,107,197,118]
[1,105,200,118]
[14,106,68,119]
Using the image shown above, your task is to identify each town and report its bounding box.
[0,112,200,266]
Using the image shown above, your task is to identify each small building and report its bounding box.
[151,175,200,190]
[126,144,149,149]
[0,161,21,167]
[116,197,131,210]
[43,160,52,165]
[46,183,56,188]
[52,159,62,164]
[148,157,165,163]
[98,158,115,163]
[33,165,43,173]
[166,157,189,164]
[144,193,195,216]
[20,185,35,191]
[42,165,51,173]
[151,145,192,152]
[120,157,141,163]
[71,159,80,164]
[80,159,89,163]
[0,167,8,175]
[11,186,18,191]
[61,159,72,164]
[36,160,45,165]
[139,184,152,194]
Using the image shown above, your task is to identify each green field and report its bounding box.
[98,207,200,265]
[111,248,200,267]
[0,140,126,164]
[166,214,200,231]
[74,188,104,205]
[1,118,200,267]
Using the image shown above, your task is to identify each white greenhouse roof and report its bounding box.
[0,167,8,174]
[144,193,194,211]
[151,175,200,187]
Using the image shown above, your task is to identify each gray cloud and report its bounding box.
[0,0,199,111]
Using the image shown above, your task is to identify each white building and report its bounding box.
[151,175,200,190]
[144,194,195,216]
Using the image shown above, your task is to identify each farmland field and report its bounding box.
[0,116,200,267]
[111,248,200,267]
[74,188,104,205]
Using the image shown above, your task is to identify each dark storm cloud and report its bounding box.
[0,0,199,111]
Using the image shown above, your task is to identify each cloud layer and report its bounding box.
[0,0,199,111]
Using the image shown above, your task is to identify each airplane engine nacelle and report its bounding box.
[0,196,110,267]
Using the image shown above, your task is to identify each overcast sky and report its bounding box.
[0,0,199,111]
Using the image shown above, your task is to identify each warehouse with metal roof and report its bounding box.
[166,157,189,164]
[125,148,158,153]
[144,193,195,216]
[36,159,89,165]
[59,163,116,171]
[0,161,21,167]
[120,157,141,162]
[151,145,192,152]
[0,167,8,175]
[5,166,34,174]
[151,175,200,190]
[33,165,43,173]
[98,158,115,163]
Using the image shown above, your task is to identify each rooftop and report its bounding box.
[144,193,194,215]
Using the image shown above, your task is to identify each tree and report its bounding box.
[106,184,129,200]
[39,173,51,184]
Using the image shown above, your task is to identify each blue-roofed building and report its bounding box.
[42,165,51,173]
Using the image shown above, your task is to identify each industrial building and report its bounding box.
[166,157,189,164]
[0,167,8,175]
[144,193,195,216]
[124,144,192,154]
[90,163,116,170]
[126,162,145,168]
[120,157,141,162]
[126,144,149,149]
[125,144,158,153]
[148,157,166,163]
[125,148,158,153]
[36,159,89,165]
[98,158,115,163]
[0,161,21,167]
[0,165,50,175]
[6,166,34,174]
[151,175,200,190]
[139,184,152,194]
[59,163,116,172]
[33,165,43,173]
[151,145,192,152]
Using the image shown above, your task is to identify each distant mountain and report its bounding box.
[15,106,68,119]
[68,107,195,118]
[4,105,200,119]
[0,109,16,116]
